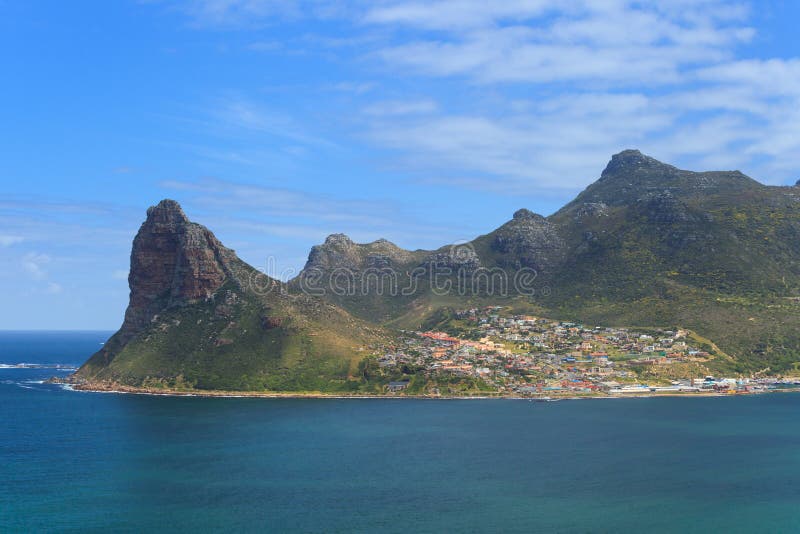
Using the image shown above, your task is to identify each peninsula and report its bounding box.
[70,150,800,397]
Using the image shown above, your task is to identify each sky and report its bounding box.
[2,0,800,329]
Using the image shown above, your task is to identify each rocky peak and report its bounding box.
[121,199,238,338]
[145,199,189,225]
[306,234,360,271]
[601,149,675,178]
[513,208,544,221]
[795,179,800,187]
[324,233,354,247]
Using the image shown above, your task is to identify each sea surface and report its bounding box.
[2,331,800,533]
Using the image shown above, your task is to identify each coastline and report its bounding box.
[60,380,797,401]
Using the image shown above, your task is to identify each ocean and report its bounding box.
[2,331,800,533]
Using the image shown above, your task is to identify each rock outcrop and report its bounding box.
[304,234,420,271]
[490,209,566,272]
[600,149,676,179]
[120,199,240,339]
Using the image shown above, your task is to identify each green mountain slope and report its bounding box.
[295,150,800,372]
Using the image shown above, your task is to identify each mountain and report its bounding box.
[542,150,800,371]
[76,200,388,392]
[296,150,800,372]
[78,151,800,389]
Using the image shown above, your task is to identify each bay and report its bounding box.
[2,332,799,533]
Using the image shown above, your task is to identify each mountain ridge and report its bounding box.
[77,149,800,390]
[292,149,800,371]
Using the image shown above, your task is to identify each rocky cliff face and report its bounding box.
[120,199,240,339]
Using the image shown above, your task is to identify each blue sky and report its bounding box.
[2,0,800,329]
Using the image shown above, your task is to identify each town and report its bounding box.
[374,307,790,397]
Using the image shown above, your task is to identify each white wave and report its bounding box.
[0,363,77,370]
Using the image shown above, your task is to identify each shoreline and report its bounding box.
[61,381,798,401]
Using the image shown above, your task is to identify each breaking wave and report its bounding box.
[0,363,77,370]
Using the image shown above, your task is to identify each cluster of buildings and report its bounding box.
[376,307,774,396]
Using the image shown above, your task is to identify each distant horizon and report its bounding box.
[0,329,117,333]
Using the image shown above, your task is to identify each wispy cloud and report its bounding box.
[365,1,753,85]
[0,235,24,247]
[151,0,800,191]
[328,81,377,94]
[211,98,337,148]
[45,282,63,295]
[160,178,395,225]
[157,177,474,271]
[166,0,302,28]
[363,93,673,192]
[22,252,51,281]
[363,99,438,116]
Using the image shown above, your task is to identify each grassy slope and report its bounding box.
[78,278,390,392]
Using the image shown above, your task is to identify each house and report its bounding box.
[387,380,410,392]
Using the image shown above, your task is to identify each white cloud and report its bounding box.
[354,0,800,188]
[365,1,753,85]
[364,91,676,192]
[362,0,552,30]
[20,252,64,295]
[213,98,334,146]
[0,235,24,247]
[156,177,472,269]
[172,0,300,28]
[155,0,800,190]
[45,282,63,295]
[160,178,395,225]
[22,253,51,280]
[246,40,283,52]
[363,99,438,116]
[695,58,800,96]
[328,81,377,94]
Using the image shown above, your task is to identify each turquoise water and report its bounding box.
[2,332,800,533]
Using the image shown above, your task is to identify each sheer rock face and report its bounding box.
[121,199,239,337]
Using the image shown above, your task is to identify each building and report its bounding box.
[387,380,410,392]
